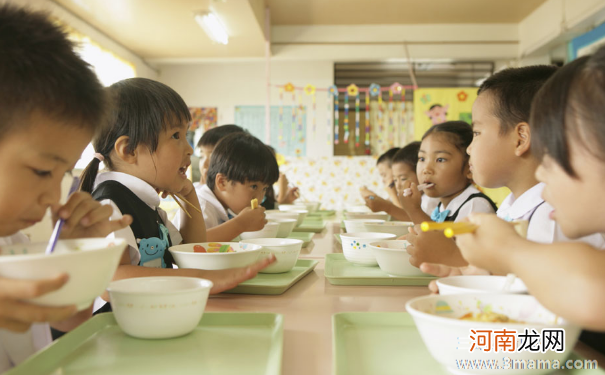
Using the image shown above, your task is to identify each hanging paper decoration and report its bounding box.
[297,91,304,142]
[368,83,381,150]
[304,84,316,139]
[290,88,296,141]
[346,84,360,147]
[369,83,381,98]
[364,92,370,154]
[328,85,339,145]
[344,88,350,144]
[387,88,394,147]
[284,83,295,93]
[278,88,284,144]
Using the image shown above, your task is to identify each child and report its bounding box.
[416,65,604,270]
[188,133,279,241]
[361,147,401,212]
[197,124,246,185]
[79,78,274,309]
[455,47,605,343]
[399,122,497,267]
[263,146,298,210]
[400,121,497,224]
[0,4,133,370]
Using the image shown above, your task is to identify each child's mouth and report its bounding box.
[178,165,189,177]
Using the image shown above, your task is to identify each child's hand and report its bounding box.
[405,225,468,267]
[204,254,276,294]
[418,262,490,293]
[54,192,133,239]
[235,207,267,232]
[359,186,376,199]
[364,195,389,212]
[0,274,77,332]
[280,187,299,204]
[456,214,522,275]
[398,181,422,214]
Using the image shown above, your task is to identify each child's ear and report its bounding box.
[514,122,532,157]
[114,135,137,164]
[215,173,228,192]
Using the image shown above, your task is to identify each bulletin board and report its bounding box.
[234,105,306,157]
[413,88,477,140]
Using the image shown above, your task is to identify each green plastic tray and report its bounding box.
[292,219,326,233]
[324,254,435,286]
[223,259,318,295]
[9,312,283,375]
[334,233,342,244]
[333,312,603,375]
[308,210,336,217]
[287,232,314,247]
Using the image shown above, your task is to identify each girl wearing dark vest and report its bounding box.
[79,78,274,313]
[399,121,497,226]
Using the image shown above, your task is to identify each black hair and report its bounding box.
[478,65,558,134]
[0,4,108,138]
[206,133,279,191]
[531,46,605,178]
[376,147,400,166]
[197,124,246,148]
[391,141,421,169]
[422,121,473,160]
[80,78,191,192]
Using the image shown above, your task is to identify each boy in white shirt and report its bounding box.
[0,5,132,371]
[176,133,279,241]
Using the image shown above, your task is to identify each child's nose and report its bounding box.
[40,181,62,206]
[466,144,472,155]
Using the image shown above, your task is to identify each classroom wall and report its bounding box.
[158,60,335,157]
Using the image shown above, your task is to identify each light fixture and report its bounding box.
[195,11,229,45]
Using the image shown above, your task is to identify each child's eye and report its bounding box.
[172,132,180,140]
[418,157,425,162]
[437,158,446,163]
[32,169,52,178]
[473,131,480,137]
[251,184,258,190]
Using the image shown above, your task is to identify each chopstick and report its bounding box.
[421,220,527,239]
[45,176,81,255]
[174,193,202,214]
[170,193,191,219]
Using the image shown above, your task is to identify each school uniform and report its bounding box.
[497,183,605,248]
[92,172,182,312]
[421,195,439,216]
[431,185,497,223]
[0,233,52,372]
[174,183,230,231]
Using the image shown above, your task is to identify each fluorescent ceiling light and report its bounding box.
[195,12,229,45]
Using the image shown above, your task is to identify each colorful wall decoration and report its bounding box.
[234,105,306,157]
[188,107,217,132]
[413,88,477,140]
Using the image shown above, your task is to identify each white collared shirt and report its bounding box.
[174,183,229,230]
[438,185,496,222]
[0,233,51,372]
[498,183,605,248]
[421,194,439,216]
[95,171,183,266]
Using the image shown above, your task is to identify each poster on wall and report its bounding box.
[188,107,217,132]
[569,22,605,60]
[234,105,306,157]
[412,88,477,140]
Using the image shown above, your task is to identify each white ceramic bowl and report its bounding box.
[343,219,386,233]
[0,238,127,310]
[369,240,430,277]
[406,294,581,375]
[108,276,212,339]
[345,204,372,213]
[437,275,528,295]
[278,204,308,212]
[340,232,397,266]
[364,221,414,237]
[344,211,390,221]
[296,201,320,213]
[169,242,262,270]
[269,210,308,226]
[240,222,280,240]
[268,218,297,238]
[240,238,303,273]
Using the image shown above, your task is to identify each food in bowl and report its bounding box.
[108,276,212,339]
[459,311,522,323]
[169,242,262,270]
[0,238,127,310]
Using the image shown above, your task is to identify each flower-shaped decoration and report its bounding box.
[347,84,359,97]
[369,83,381,97]
[390,82,403,94]
[284,82,295,93]
[304,84,316,96]
[457,90,469,102]
[327,85,339,97]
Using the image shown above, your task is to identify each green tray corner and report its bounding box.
[223,259,318,295]
[287,232,314,247]
[9,312,283,375]
[324,254,435,286]
[292,220,326,233]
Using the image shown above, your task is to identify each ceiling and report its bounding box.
[266,0,548,25]
[53,0,547,60]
